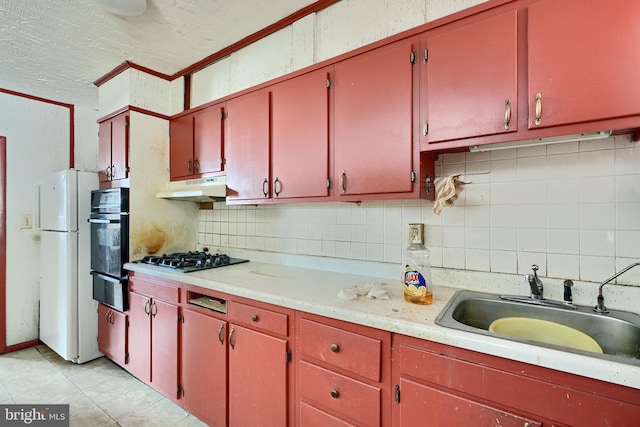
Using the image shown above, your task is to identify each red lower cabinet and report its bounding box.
[181,308,227,427]
[392,334,640,426]
[126,273,180,401]
[296,313,391,427]
[97,303,127,368]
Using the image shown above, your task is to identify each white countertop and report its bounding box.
[125,260,640,390]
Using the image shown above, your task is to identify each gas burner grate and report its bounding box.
[137,251,247,273]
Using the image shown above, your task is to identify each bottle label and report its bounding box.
[403,265,428,297]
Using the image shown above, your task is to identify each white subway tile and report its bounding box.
[490,228,517,251]
[546,178,579,204]
[517,229,547,252]
[579,203,614,230]
[579,176,614,203]
[517,252,546,275]
[465,249,490,272]
[547,253,579,280]
[466,227,490,250]
[442,247,465,269]
[367,243,384,262]
[580,230,615,256]
[547,229,579,254]
[490,250,517,274]
[350,242,366,260]
[490,205,517,228]
[490,182,517,205]
[465,205,490,227]
[616,203,640,230]
[616,230,640,258]
[351,224,367,243]
[517,204,547,229]
[367,224,384,244]
[579,149,614,177]
[443,226,465,248]
[616,175,640,202]
[580,255,615,282]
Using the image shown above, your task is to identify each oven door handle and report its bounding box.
[88,218,120,224]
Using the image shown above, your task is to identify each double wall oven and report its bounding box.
[89,188,129,311]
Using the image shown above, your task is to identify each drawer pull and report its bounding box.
[251,314,259,322]
[330,343,340,353]
[330,389,340,399]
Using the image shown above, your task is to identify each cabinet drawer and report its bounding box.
[299,318,381,381]
[129,275,180,304]
[227,301,288,336]
[299,361,380,426]
[299,402,355,427]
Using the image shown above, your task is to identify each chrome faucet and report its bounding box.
[525,264,543,300]
[594,262,640,313]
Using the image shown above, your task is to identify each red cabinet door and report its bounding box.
[110,112,129,181]
[193,104,224,176]
[423,10,518,143]
[528,0,640,128]
[150,298,179,400]
[228,324,288,427]
[334,38,415,197]
[226,90,271,201]
[97,303,127,368]
[397,378,541,427]
[169,114,194,180]
[271,67,331,200]
[126,291,151,383]
[98,120,112,183]
[182,309,228,427]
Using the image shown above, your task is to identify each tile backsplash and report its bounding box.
[199,135,640,286]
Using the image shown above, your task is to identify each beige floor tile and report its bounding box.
[0,345,206,426]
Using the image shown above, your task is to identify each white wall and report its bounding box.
[0,93,72,345]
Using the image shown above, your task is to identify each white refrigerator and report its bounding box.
[35,169,101,363]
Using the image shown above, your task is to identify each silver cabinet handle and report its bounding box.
[262,178,269,197]
[229,327,236,349]
[340,170,347,193]
[218,323,225,345]
[504,99,511,130]
[273,177,281,197]
[535,92,542,126]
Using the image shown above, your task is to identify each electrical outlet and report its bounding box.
[20,213,33,230]
[408,223,424,245]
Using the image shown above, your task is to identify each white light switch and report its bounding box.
[20,213,33,229]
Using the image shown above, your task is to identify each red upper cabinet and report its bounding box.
[421,10,518,145]
[334,37,417,198]
[98,111,129,183]
[225,89,271,201]
[528,0,640,129]
[271,67,332,200]
[169,103,224,180]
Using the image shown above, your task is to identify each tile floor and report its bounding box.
[0,345,206,427]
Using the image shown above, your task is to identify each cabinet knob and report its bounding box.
[251,314,259,322]
[330,343,340,353]
[330,389,340,399]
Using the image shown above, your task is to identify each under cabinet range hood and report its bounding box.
[156,176,227,202]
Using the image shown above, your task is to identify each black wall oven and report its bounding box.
[89,188,129,311]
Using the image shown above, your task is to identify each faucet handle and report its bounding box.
[531,264,539,273]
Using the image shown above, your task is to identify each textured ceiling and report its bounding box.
[0,0,318,109]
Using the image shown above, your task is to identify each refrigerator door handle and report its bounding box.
[33,184,41,229]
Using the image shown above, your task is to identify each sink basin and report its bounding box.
[489,317,603,353]
[435,290,640,363]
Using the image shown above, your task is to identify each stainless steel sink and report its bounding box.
[435,290,640,364]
